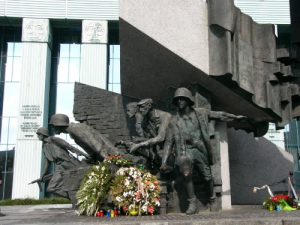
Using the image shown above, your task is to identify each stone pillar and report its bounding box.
[215,122,232,209]
[80,20,108,89]
[12,18,51,199]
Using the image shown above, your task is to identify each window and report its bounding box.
[51,43,81,143]
[108,45,121,93]
[0,42,22,199]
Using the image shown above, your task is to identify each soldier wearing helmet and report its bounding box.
[49,114,122,162]
[161,87,246,214]
[33,127,87,203]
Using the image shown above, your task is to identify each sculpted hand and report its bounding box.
[129,143,141,153]
[160,163,168,172]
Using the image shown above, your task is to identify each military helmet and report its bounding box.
[49,114,70,126]
[172,87,195,105]
[36,127,49,137]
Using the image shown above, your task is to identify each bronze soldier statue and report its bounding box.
[49,114,145,165]
[49,114,122,162]
[126,102,144,137]
[33,127,87,204]
[160,87,245,215]
[129,99,172,156]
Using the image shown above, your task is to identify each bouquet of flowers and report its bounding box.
[263,195,295,211]
[76,163,112,216]
[110,167,160,216]
[76,155,133,216]
[253,185,296,211]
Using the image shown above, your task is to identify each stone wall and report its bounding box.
[228,128,294,204]
[73,82,138,144]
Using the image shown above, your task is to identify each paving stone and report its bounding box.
[1,205,300,225]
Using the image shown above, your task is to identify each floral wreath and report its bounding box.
[110,167,160,215]
[76,155,160,216]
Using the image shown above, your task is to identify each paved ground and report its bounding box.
[0,204,300,225]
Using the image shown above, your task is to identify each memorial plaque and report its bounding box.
[19,104,42,139]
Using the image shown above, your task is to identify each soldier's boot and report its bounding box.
[186,197,198,215]
[185,179,199,215]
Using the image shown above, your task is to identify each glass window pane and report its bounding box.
[109,62,114,83]
[13,43,22,57]
[0,145,8,151]
[112,45,120,59]
[4,57,13,82]
[2,83,20,117]
[69,58,80,82]
[57,58,69,82]
[70,44,81,58]
[108,83,113,92]
[112,60,120,83]
[7,43,14,57]
[12,57,22,82]
[6,147,15,171]
[56,83,74,115]
[112,84,121,94]
[60,44,70,58]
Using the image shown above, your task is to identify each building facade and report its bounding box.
[0,0,292,200]
[0,0,120,200]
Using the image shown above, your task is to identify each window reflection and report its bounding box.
[52,43,82,147]
[56,83,75,115]
[0,41,20,200]
[2,83,20,117]
[108,45,121,94]
[1,43,21,148]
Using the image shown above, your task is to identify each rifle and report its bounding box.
[28,174,53,192]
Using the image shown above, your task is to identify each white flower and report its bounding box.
[116,196,123,202]
[155,200,160,206]
[101,166,106,171]
[124,179,130,186]
[116,168,125,176]
[142,205,148,212]
[149,184,155,191]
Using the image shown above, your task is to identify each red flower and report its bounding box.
[271,195,290,203]
[148,206,155,214]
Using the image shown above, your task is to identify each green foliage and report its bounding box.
[76,162,112,216]
[0,197,70,206]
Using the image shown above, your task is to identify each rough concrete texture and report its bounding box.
[120,0,209,74]
[73,82,138,144]
[228,128,294,205]
[0,205,300,225]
